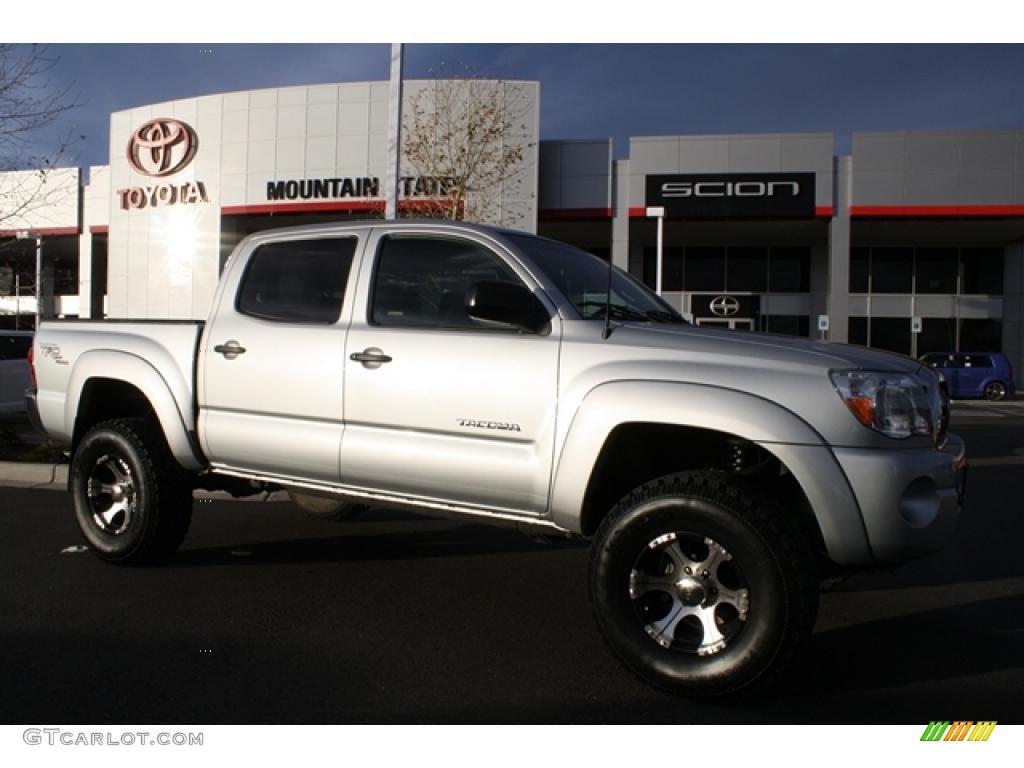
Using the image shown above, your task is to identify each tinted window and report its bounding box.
[727,247,768,293]
[371,236,524,330]
[643,246,683,291]
[849,248,869,293]
[871,248,913,293]
[870,317,912,355]
[684,247,725,292]
[848,316,868,346]
[959,318,1002,352]
[763,315,809,337]
[961,247,1003,294]
[0,335,32,360]
[510,234,683,324]
[915,248,958,294]
[917,318,956,357]
[921,354,947,367]
[237,238,356,324]
[768,247,810,292]
[961,355,992,368]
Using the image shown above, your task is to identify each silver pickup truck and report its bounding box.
[27,220,966,697]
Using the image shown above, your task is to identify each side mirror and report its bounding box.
[466,280,551,335]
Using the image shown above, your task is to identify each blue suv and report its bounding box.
[921,351,1016,401]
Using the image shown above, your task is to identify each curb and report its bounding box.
[0,461,289,501]
[0,461,67,489]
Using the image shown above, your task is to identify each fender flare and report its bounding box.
[66,350,205,471]
[549,380,872,565]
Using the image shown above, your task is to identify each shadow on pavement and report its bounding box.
[171,523,586,567]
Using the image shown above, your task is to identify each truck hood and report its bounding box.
[566,321,936,448]
[611,322,924,376]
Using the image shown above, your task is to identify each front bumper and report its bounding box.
[832,433,967,565]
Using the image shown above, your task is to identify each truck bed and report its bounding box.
[33,319,205,446]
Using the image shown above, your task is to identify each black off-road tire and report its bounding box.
[589,471,818,697]
[70,418,193,564]
[983,381,1007,401]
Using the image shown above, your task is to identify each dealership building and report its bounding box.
[2,78,1024,376]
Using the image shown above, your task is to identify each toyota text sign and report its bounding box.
[646,173,816,218]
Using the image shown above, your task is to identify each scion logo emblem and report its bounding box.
[709,295,740,317]
[126,118,198,177]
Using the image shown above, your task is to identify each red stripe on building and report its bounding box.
[630,207,833,219]
[851,205,1024,218]
[222,201,385,216]
[90,225,109,235]
[538,208,613,221]
[0,226,80,238]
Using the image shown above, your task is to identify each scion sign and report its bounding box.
[646,173,815,218]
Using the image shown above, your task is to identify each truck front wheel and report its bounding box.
[589,471,817,697]
[71,418,193,564]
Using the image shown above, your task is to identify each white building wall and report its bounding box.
[101,80,540,319]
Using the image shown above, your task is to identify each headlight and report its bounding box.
[830,370,940,440]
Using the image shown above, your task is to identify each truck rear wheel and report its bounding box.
[589,471,817,697]
[70,418,193,564]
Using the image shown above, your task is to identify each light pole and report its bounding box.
[15,230,42,330]
[386,43,405,220]
[646,206,665,295]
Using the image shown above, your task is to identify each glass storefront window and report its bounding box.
[961,247,1003,294]
[848,316,868,346]
[763,315,809,337]
[915,248,958,294]
[768,247,809,292]
[959,319,1002,351]
[54,255,80,296]
[642,246,683,291]
[917,318,957,356]
[685,246,725,292]
[726,247,768,293]
[870,317,912,355]
[870,247,913,293]
[849,247,869,293]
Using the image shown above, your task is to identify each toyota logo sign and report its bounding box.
[709,295,741,317]
[126,118,198,178]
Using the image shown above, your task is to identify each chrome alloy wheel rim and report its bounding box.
[985,382,1006,400]
[629,532,750,656]
[86,454,137,535]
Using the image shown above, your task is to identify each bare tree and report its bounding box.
[0,44,81,234]
[401,73,534,226]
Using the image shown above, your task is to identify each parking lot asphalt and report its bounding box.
[1,402,1023,724]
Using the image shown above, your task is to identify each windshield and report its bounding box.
[505,234,687,324]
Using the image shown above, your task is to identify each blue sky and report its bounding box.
[33,43,1024,170]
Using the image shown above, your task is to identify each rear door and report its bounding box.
[340,229,561,514]
[958,354,991,396]
[198,233,362,482]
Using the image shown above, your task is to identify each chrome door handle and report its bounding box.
[213,340,247,359]
[350,347,392,369]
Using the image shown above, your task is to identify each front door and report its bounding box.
[341,231,560,515]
